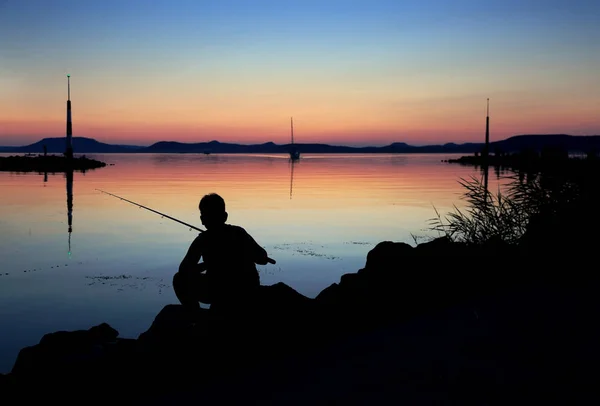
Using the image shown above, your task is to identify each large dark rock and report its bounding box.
[3,237,598,404]
[11,322,122,374]
[6,323,138,403]
[138,304,209,345]
[413,235,466,255]
[364,240,414,268]
[314,236,530,338]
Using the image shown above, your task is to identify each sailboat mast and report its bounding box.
[288,116,300,161]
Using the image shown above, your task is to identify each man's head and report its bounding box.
[199,193,228,229]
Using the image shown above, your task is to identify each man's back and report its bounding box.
[198,224,265,289]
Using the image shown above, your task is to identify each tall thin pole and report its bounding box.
[483,98,490,199]
[65,74,73,160]
[290,117,294,145]
[484,98,490,160]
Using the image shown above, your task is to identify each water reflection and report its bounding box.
[483,163,489,197]
[0,153,509,254]
[289,159,295,200]
[67,169,73,257]
[36,167,75,256]
[0,153,513,373]
[476,163,517,188]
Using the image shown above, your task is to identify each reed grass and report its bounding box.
[429,171,581,245]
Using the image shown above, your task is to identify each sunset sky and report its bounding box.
[1,0,599,147]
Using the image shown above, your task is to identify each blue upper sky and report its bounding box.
[1,0,599,146]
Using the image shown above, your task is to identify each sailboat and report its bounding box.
[289,117,300,161]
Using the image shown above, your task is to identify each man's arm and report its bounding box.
[243,230,271,265]
[179,235,204,273]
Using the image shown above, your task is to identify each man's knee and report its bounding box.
[173,272,188,296]
[173,271,212,304]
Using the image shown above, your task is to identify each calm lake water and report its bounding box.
[0,153,504,372]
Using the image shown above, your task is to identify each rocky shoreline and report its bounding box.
[444,149,599,175]
[0,154,107,172]
[0,234,598,404]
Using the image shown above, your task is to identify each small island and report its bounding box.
[0,154,107,173]
[0,74,108,174]
[445,146,598,174]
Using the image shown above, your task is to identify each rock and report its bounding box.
[255,282,314,314]
[11,323,121,375]
[138,304,209,346]
[314,236,522,337]
[135,283,316,363]
[414,235,461,255]
[4,235,598,403]
[39,322,118,347]
[364,241,414,270]
[253,283,318,344]
[317,241,414,306]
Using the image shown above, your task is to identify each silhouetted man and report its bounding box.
[173,193,275,317]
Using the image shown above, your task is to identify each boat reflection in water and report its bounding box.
[289,159,296,200]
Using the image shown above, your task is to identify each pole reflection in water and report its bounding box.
[66,169,73,258]
[483,163,489,200]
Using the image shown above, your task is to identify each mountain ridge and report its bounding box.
[1,134,599,154]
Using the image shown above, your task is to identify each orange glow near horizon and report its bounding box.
[2,62,600,146]
[1,68,599,147]
[2,95,599,147]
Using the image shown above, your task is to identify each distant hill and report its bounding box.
[144,140,286,154]
[1,134,599,154]
[0,137,143,153]
[129,134,600,154]
[490,134,600,153]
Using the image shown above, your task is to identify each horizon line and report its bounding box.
[2,132,599,149]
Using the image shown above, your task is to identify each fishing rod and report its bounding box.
[97,189,203,232]
[96,189,276,264]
